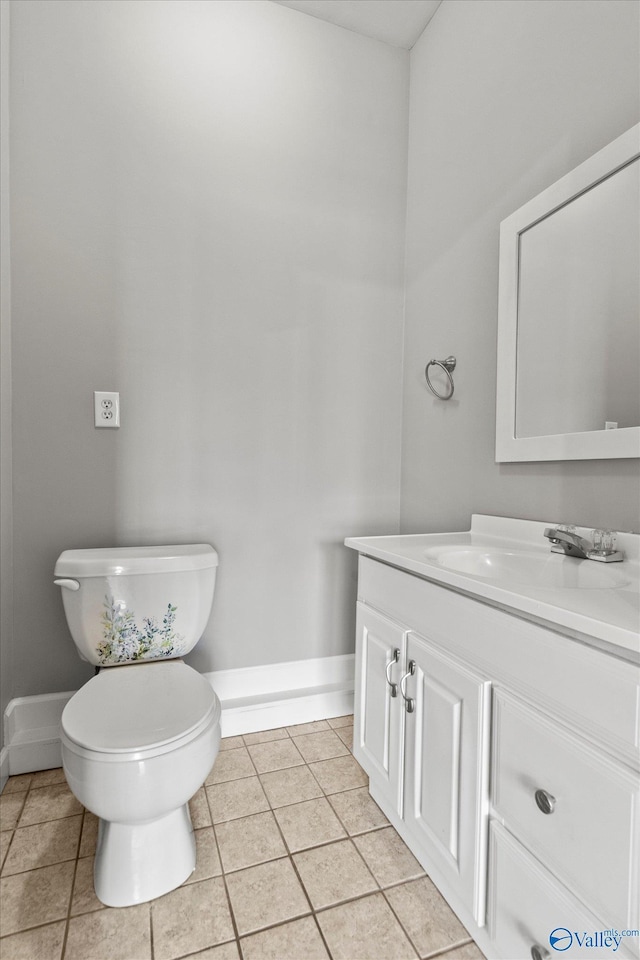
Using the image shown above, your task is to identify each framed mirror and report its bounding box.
[496,124,640,462]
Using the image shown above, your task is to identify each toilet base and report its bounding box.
[94,803,196,907]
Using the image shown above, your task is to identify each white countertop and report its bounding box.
[345,515,640,660]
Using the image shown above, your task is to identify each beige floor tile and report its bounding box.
[225,857,310,935]
[242,728,289,746]
[0,919,65,959]
[205,747,256,784]
[18,782,83,826]
[219,735,245,751]
[328,786,388,835]
[184,827,222,884]
[385,877,470,958]
[327,715,354,729]
[189,786,212,828]
[151,876,234,960]
[241,916,329,960]
[0,793,26,831]
[215,811,286,873]
[0,775,33,795]
[438,941,485,959]
[354,826,425,887]
[293,838,376,909]
[318,891,418,959]
[2,814,82,876]
[274,797,346,852]
[292,730,349,763]
[70,855,105,916]
[206,777,269,823]
[247,739,304,774]
[259,765,323,808]
[285,720,331,737]
[65,902,151,960]
[1,830,12,870]
[78,811,99,857]
[186,942,241,959]
[335,724,354,749]
[309,755,368,794]
[29,768,67,788]
[0,860,75,936]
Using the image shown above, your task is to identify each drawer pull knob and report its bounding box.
[400,660,416,713]
[385,648,400,698]
[534,789,556,815]
[531,946,551,960]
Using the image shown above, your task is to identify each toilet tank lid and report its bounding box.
[55,544,218,577]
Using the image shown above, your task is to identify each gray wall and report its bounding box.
[9,0,408,698]
[1,0,13,734]
[401,0,640,535]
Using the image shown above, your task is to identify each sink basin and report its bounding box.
[423,546,631,590]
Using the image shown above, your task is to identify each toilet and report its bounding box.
[54,544,221,908]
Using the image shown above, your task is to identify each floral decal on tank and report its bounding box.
[97,595,186,664]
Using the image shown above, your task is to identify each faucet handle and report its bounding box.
[591,529,616,554]
[589,529,623,562]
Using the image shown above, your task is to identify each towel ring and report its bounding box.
[425,356,456,400]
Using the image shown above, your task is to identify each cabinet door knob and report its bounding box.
[534,789,556,815]
[531,945,551,960]
[400,659,416,713]
[385,648,400,697]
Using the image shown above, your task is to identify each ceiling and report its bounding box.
[270,0,442,49]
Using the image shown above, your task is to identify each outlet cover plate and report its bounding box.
[94,391,120,428]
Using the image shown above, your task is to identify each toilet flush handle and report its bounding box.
[54,578,81,591]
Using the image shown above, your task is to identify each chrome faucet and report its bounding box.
[543,526,624,562]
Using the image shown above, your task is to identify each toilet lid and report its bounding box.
[62,660,218,754]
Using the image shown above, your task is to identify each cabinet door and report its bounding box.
[353,602,406,816]
[403,633,491,925]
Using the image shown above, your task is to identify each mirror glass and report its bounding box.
[516,157,639,438]
[496,124,640,462]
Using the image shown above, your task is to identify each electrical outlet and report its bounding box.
[94,391,120,428]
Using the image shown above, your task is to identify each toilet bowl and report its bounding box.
[55,544,220,907]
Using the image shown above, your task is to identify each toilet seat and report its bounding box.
[62,660,220,762]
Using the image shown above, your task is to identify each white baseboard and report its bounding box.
[3,655,354,775]
[3,690,73,775]
[209,653,354,736]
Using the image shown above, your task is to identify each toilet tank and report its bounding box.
[54,545,218,667]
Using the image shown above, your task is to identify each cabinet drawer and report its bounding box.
[487,821,637,960]
[492,691,639,931]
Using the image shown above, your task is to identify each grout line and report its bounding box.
[381,882,425,959]
[204,775,243,956]
[175,938,240,960]
[426,939,476,959]
[269,814,335,960]
[149,882,155,960]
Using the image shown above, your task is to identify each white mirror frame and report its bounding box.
[496,124,640,462]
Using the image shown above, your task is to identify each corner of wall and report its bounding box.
[1,0,14,754]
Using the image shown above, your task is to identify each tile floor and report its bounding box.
[0,716,486,960]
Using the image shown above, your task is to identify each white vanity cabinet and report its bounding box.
[351,553,640,960]
[354,602,490,924]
